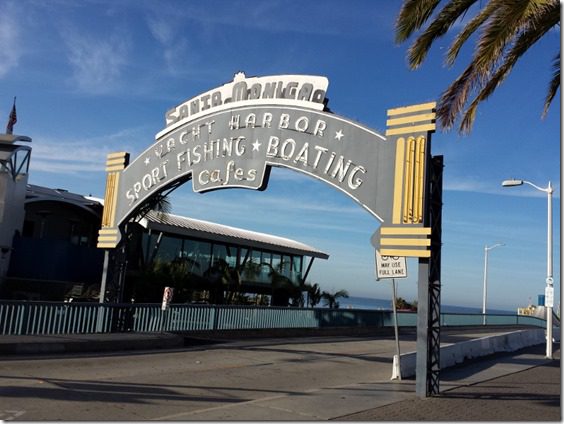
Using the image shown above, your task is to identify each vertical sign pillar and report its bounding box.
[376,102,440,398]
[415,155,443,397]
[97,152,129,303]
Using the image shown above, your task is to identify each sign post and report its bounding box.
[376,252,407,380]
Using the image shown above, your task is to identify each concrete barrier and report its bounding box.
[392,328,546,379]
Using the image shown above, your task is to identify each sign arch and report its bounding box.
[96,73,443,397]
[97,73,436,259]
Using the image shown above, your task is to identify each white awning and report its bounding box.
[139,210,329,260]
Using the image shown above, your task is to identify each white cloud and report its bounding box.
[443,178,497,194]
[31,140,109,174]
[30,126,147,175]
[444,177,559,199]
[63,29,129,94]
[0,3,22,78]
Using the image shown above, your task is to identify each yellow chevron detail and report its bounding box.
[385,123,436,136]
[387,102,437,116]
[97,241,118,249]
[106,151,129,159]
[97,235,118,242]
[380,227,432,235]
[381,238,431,247]
[386,112,436,127]
[380,248,431,258]
[98,228,118,235]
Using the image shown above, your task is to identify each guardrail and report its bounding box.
[0,301,548,336]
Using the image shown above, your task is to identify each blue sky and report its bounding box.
[1,0,560,311]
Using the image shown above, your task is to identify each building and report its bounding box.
[125,210,328,305]
[3,184,328,305]
[4,185,104,300]
[0,134,32,285]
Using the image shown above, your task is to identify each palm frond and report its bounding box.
[436,64,479,130]
[397,0,559,134]
[408,0,478,69]
[132,193,172,222]
[472,0,541,74]
[446,0,497,66]
[543,52,560,118]
[396,0,441,43]
[458,0,560,132]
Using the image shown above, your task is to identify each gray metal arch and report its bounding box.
[113,105,395,241]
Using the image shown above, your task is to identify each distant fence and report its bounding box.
[0,301,548,336]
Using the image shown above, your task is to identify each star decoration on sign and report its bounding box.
[335,130,344,141]
[252,139,262,152]
[144,157,151,166]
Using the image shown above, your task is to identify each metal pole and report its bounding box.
[99,250,110,304]
[482,246,488,326]
[481,243,504,326]
[96,250,110,332]
[546,181,553,359]
[415,155,443,398]
[502,178,553,358]
[391,278,402,380]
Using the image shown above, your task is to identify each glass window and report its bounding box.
[212,243,228,266]
[271,254,281,273]
[291,255,303,284]
[251,249,261,265]
[281,255,291,278]
[183,239,211,276]
[155,235,183,263]
[239,247,249,267]
[225,245,237,269]
[211,243,236,269]
[292,256,303,274]
[261,251,272,267]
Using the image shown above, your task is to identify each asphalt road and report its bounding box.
[0,329,554,421]
[0,335,406,420]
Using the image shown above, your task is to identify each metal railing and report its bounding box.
[0,301,548,336]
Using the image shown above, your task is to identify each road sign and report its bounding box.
[161,286,174,311]
[375,252,408,279]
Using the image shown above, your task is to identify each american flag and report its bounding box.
[6,98,16,135]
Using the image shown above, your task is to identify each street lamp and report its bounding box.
[483,243,504,325]
[501,178,554,359]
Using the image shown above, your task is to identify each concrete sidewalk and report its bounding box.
[338,345,560,422]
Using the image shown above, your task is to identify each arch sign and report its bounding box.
[97,73,436,259]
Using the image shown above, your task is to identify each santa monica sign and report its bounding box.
[97,73,436,258]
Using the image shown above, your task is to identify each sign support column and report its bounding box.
[415,155,443,397]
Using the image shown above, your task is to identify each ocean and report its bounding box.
[341,295,515,315]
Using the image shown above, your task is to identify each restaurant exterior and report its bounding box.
[2,184,327,305]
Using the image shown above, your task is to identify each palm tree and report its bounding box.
[395,0,560,134]
[305,282,323,308]
[395,297,417,311]
[321,289,350,309]
[132,192,172,223]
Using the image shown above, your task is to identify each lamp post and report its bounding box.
[502,179,554,359]
[482,243,504,325]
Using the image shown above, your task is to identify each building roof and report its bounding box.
[24,184,329,260]
[139,210,329,260]
[25,184,102,217]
